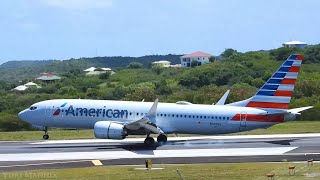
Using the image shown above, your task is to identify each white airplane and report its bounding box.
[18,54,313,146]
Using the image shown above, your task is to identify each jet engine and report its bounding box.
[94,121,127,139]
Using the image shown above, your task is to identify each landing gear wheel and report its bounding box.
[144,137,155,146]
[157,134,167,143]
[43,127,49,140]
[43,134,49,140]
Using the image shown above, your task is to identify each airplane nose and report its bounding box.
[18,109,28,122]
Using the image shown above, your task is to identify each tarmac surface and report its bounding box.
[1,133,320,172]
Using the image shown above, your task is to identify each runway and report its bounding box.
[1,133,320,172]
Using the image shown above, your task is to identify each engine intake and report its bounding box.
[94,121,127,139]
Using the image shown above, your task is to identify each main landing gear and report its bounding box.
[144,134,167,146]
[43,127,49,140]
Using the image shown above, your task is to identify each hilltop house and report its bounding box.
[152,60,171,68]
[11,85,28,91]
[84,67,114,76]
[36,73,61,81]
[24,82,41,88]
[11,82,41,91]
[283,41,307,48]
[180,51,213,67]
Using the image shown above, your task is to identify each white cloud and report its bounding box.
[42,0,113,10]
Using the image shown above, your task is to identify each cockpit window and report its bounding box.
[29,106,37,110]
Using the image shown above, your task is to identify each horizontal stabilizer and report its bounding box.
[216,90,230,105]
[287,106,313,114]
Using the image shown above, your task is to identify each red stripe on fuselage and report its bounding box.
[281,78,296,85]
[274,90,293,97]
[232,114,284,122]
[246,101,289,109]
[288,66,300,72]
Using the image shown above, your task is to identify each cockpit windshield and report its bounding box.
[29,106,37,110]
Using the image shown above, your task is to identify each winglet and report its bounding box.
[216,90,230,105]
[147,99,158,117]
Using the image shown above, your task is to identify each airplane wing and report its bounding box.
[124,99,164,134]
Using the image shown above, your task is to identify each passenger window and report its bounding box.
[219,117,221,120]
[180,115,183,118]
[200,116,202,119]
[204,116,206,119]
[196,116,199,118]
[223,117,225,120]
[136,113,139,116]
[184,115,187,118]
[193,115,195,118]
[130,112,132,115]
[189,115,191,118]
[160,114,163,117]
[176,114,179,117]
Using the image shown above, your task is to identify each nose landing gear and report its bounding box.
[42,127,49,140]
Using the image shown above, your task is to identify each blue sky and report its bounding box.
[0,0,319,64]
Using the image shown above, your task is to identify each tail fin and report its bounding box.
[228,54,303,111]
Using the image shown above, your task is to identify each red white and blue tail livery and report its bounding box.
[228,54,303,112]
[18,54,313,146]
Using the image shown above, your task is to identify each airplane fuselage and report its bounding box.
[19,99,290,135]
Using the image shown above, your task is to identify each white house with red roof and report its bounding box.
[36,73,61,81]
[180,51,213,67]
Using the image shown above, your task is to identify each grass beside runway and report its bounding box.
[1,162,320,180]
[1,121,320,141]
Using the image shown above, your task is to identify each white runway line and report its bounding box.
[30,133,320,145]
[0,147,297,162]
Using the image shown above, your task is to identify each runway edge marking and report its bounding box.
[0,147,298,162]
[91,160,103,166]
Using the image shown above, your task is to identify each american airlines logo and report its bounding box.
[62,105,129,118]
[53,102,68,116]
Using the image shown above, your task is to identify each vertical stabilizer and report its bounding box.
[228,54,303,111]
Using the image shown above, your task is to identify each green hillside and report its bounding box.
[0,55,181,82]
[0,46,320,132]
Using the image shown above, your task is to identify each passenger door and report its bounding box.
[239,112,247,131]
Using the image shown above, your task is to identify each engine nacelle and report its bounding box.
[94,121,127,139]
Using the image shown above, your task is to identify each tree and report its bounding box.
[269,47,302,61]
[99,72,111,79]
[127,62,143,69]
[191,60,198,67]
[221,48,238,58]
[209,56,216,63]
[304,44,320,63]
